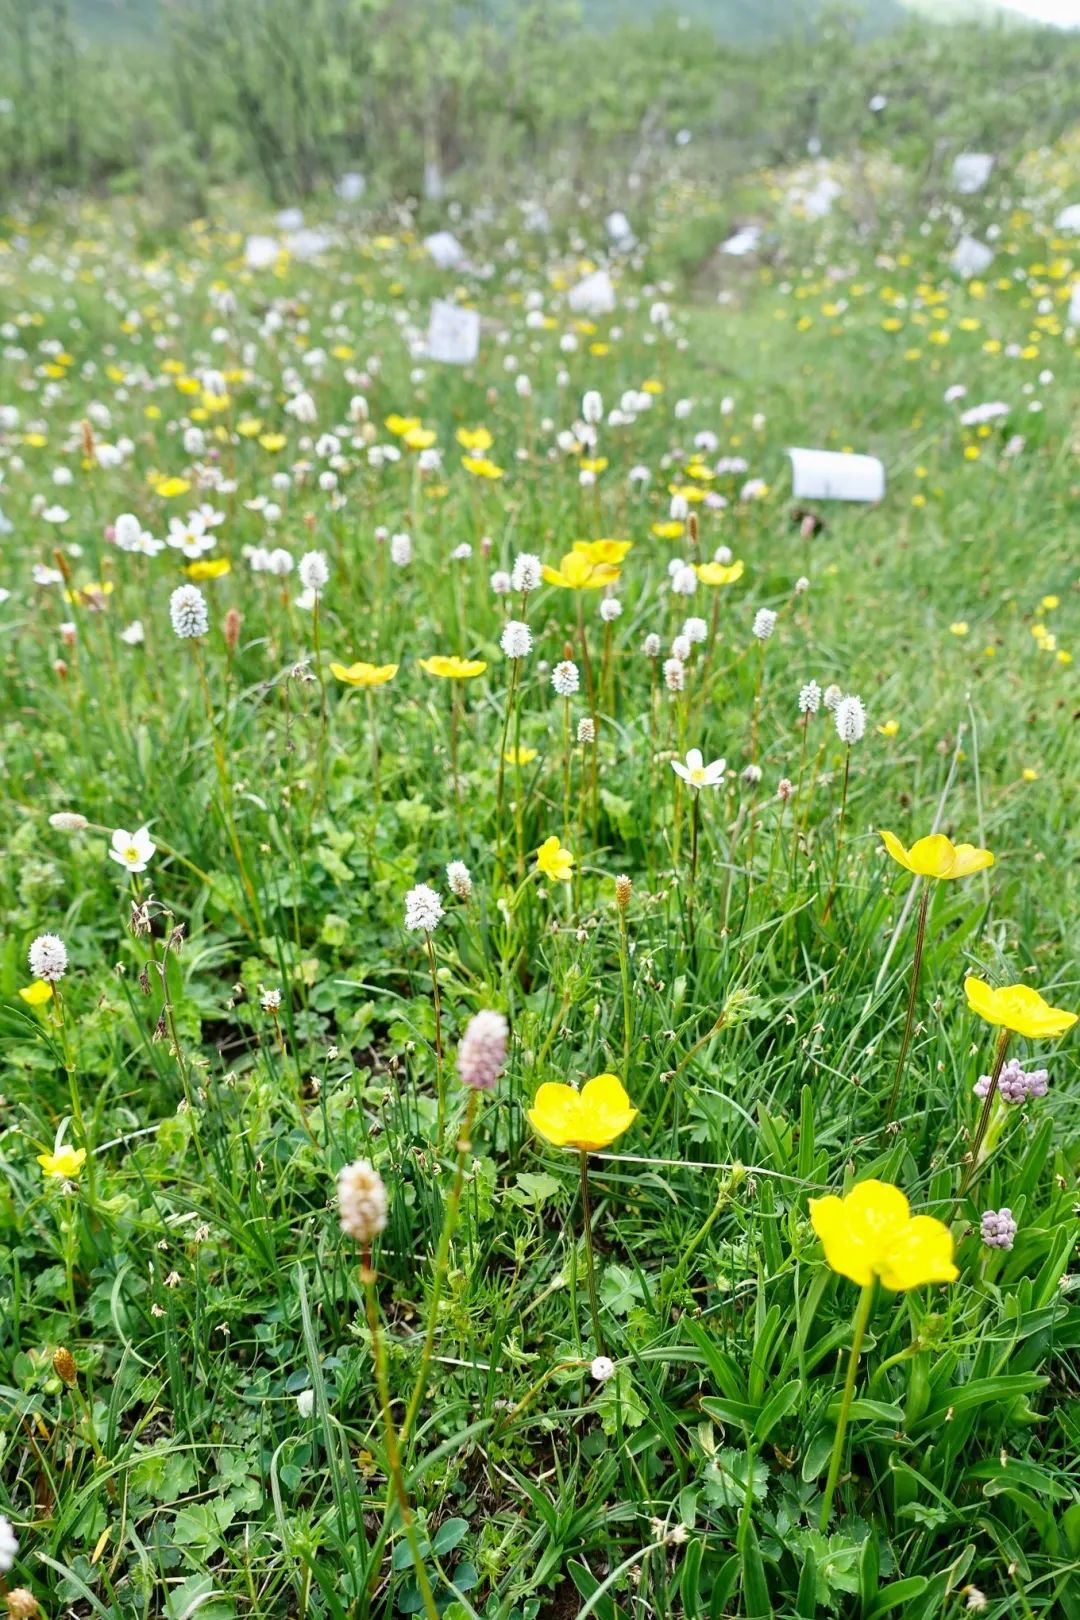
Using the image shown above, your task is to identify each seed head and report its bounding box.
[551,660,580,697]
[49,811,88,831]
[457,1009,508,1092]
[835,694,866,744]
[53,1346,78,1386]
[614,874,632,910]
[337,1159,389,1244]
[404,883,444,933]
[980,1208,1017,1251]
[169,584,209,639]
[446,860,472,900]
[511,552,542,593]
[299,550,330,593]
[500,620,532,659]
[29,933,68,982]
[663,657,685,692]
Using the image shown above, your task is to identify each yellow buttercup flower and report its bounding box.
[572,538,632,565]
[504,746,538,765]
[418,655,487,679]
[461,455,504,480]
[258,434,286,453]
[695,559,745,587]
[64,581,114,606]
[651,520,684,540]
[877,720,899,738]
[38,1145,87,1179]
[528,1074,638,1152]
[964,976,1077,1040]
[535,835,574,883]
[330,661,399,688]
[385,414,420,437]
[809,1180,957,1290]
[403,426,437,451]
[156,476,190,498]
[541,551,620,590]
[19,980,53,1006]
[456,426,492,452]
[236,418,263,438]
[185,558,231,580]
[879,831,994,880]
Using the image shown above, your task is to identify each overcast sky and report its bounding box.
[999,0,1080,22]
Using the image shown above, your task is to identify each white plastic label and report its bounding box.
[952,153,993,194]
[567,269,616,316]
[427,300,480,365]
[787,448,885,503]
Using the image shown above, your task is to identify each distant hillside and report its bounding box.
[71,0,160,43]
[67,0,1074,49]
[66,0,905,47]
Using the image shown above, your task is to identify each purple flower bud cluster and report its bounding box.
[457,1010,508,1092]
[973,1058,1049,1104]
[980,1208,1018,1251]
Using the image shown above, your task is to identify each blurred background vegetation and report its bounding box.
[1,0,1078,223]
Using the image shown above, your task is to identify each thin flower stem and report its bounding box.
[512,677,526,879]
[884,880,931,1120]
[617,907,633,1067]
[310,598,329,814]
[52,986,95,1201]
[822,746,852,922]
[687,790,700,943]
[820,1281,874,1532]
[449,686,463,842]
[797,732,828,849]
[495,661,520,878]
[495,1358,591,1432]
[957,1028,1011,1203]
[562,697,572,846]
[192,640,264,935]
[362,1258,441,1620]
[749,640,765,763]
[425,936,445,1151]
[401,1090,479,1446]
[579,1151,604,1356]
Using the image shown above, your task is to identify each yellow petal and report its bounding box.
[964,975,1000,1025]
[946,843,995,877]
[878,1215,958,1291]
[809,1194,876,1286]
[879,829,914,874]
[579,1073,632,1113]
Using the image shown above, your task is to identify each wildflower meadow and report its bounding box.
[1,5,1079,1617]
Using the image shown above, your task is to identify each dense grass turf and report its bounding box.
[0,172,1078,1620]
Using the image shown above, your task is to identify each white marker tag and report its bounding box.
[787,448,885,503]
[427,300,480,365]
[952,153,993,194]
